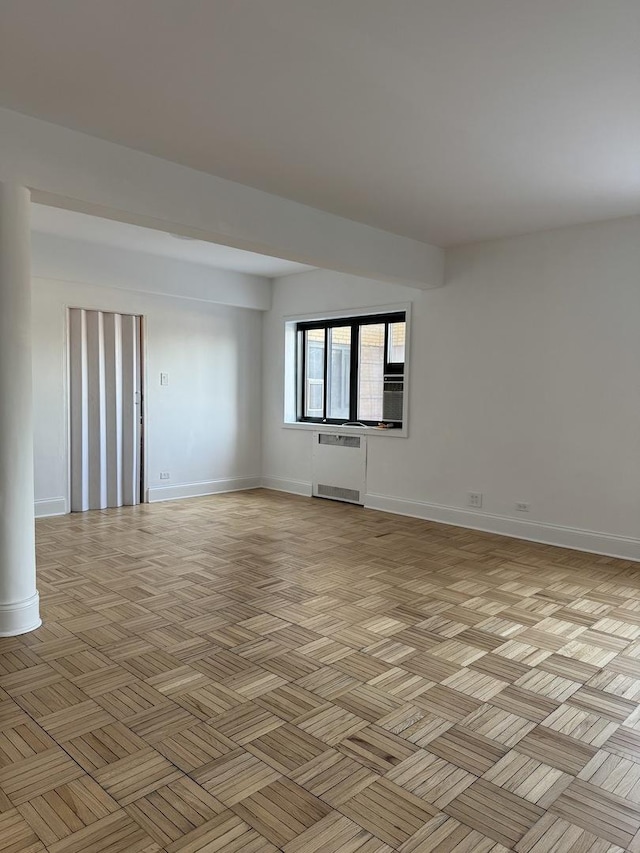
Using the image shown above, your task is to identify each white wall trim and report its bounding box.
[365,493,640,562]
[34,497,67,518]
[147,476,261,503]
[261,477,313,497]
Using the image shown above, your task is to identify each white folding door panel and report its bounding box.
[69,309,142,511]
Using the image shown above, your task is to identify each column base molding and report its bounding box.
[0,592,41,636]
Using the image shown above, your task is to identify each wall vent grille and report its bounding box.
[317,484,361,503]
[318,434,361,448]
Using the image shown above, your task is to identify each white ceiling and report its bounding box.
[2,1,639,246]
[30,204,313,277]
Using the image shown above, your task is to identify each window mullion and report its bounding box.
[323,327,328,422]
[349,322,359,422]
[383,322,390,373]
[299,331,305,420]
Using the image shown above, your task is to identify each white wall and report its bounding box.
[33,274,264,515]
[262,215,640,559]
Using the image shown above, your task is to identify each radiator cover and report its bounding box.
[312,432,367,505]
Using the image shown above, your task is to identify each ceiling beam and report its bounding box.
[0,107,443,290]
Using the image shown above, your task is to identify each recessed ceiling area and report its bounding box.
[1,0,639,246]
[30,204,314,277]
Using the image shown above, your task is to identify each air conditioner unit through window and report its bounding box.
[382,375,404,423]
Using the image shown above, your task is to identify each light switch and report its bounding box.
[160,372,169,386]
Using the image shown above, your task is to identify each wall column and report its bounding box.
[0,182,40,636]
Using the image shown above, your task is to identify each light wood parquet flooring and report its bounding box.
[2,489,640,851]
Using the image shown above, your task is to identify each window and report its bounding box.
[296,311,406,426]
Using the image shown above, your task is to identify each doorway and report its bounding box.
[68,308,145,511]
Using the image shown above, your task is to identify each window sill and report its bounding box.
[282,421,408,438]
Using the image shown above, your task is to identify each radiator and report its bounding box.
[312,432,367,505]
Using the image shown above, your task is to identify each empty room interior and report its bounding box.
[1,2,640,852]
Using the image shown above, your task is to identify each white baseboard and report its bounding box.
[34,497,67,518]
[147,476,261,503]
[364,493,640,562]
[261,477,313,497]
[32,483,640,562]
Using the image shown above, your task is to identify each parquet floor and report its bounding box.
[2,491,640,852]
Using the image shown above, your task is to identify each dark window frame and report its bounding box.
[297,311,406,426]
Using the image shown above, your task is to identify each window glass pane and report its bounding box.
[358,323,385,421]
[327,326,351,420]
[388,321,406,364]
[305,328,325,417]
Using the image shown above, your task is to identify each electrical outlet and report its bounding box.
[467,491,483,508]
[160,472,170,480]
[515,501,530,512]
